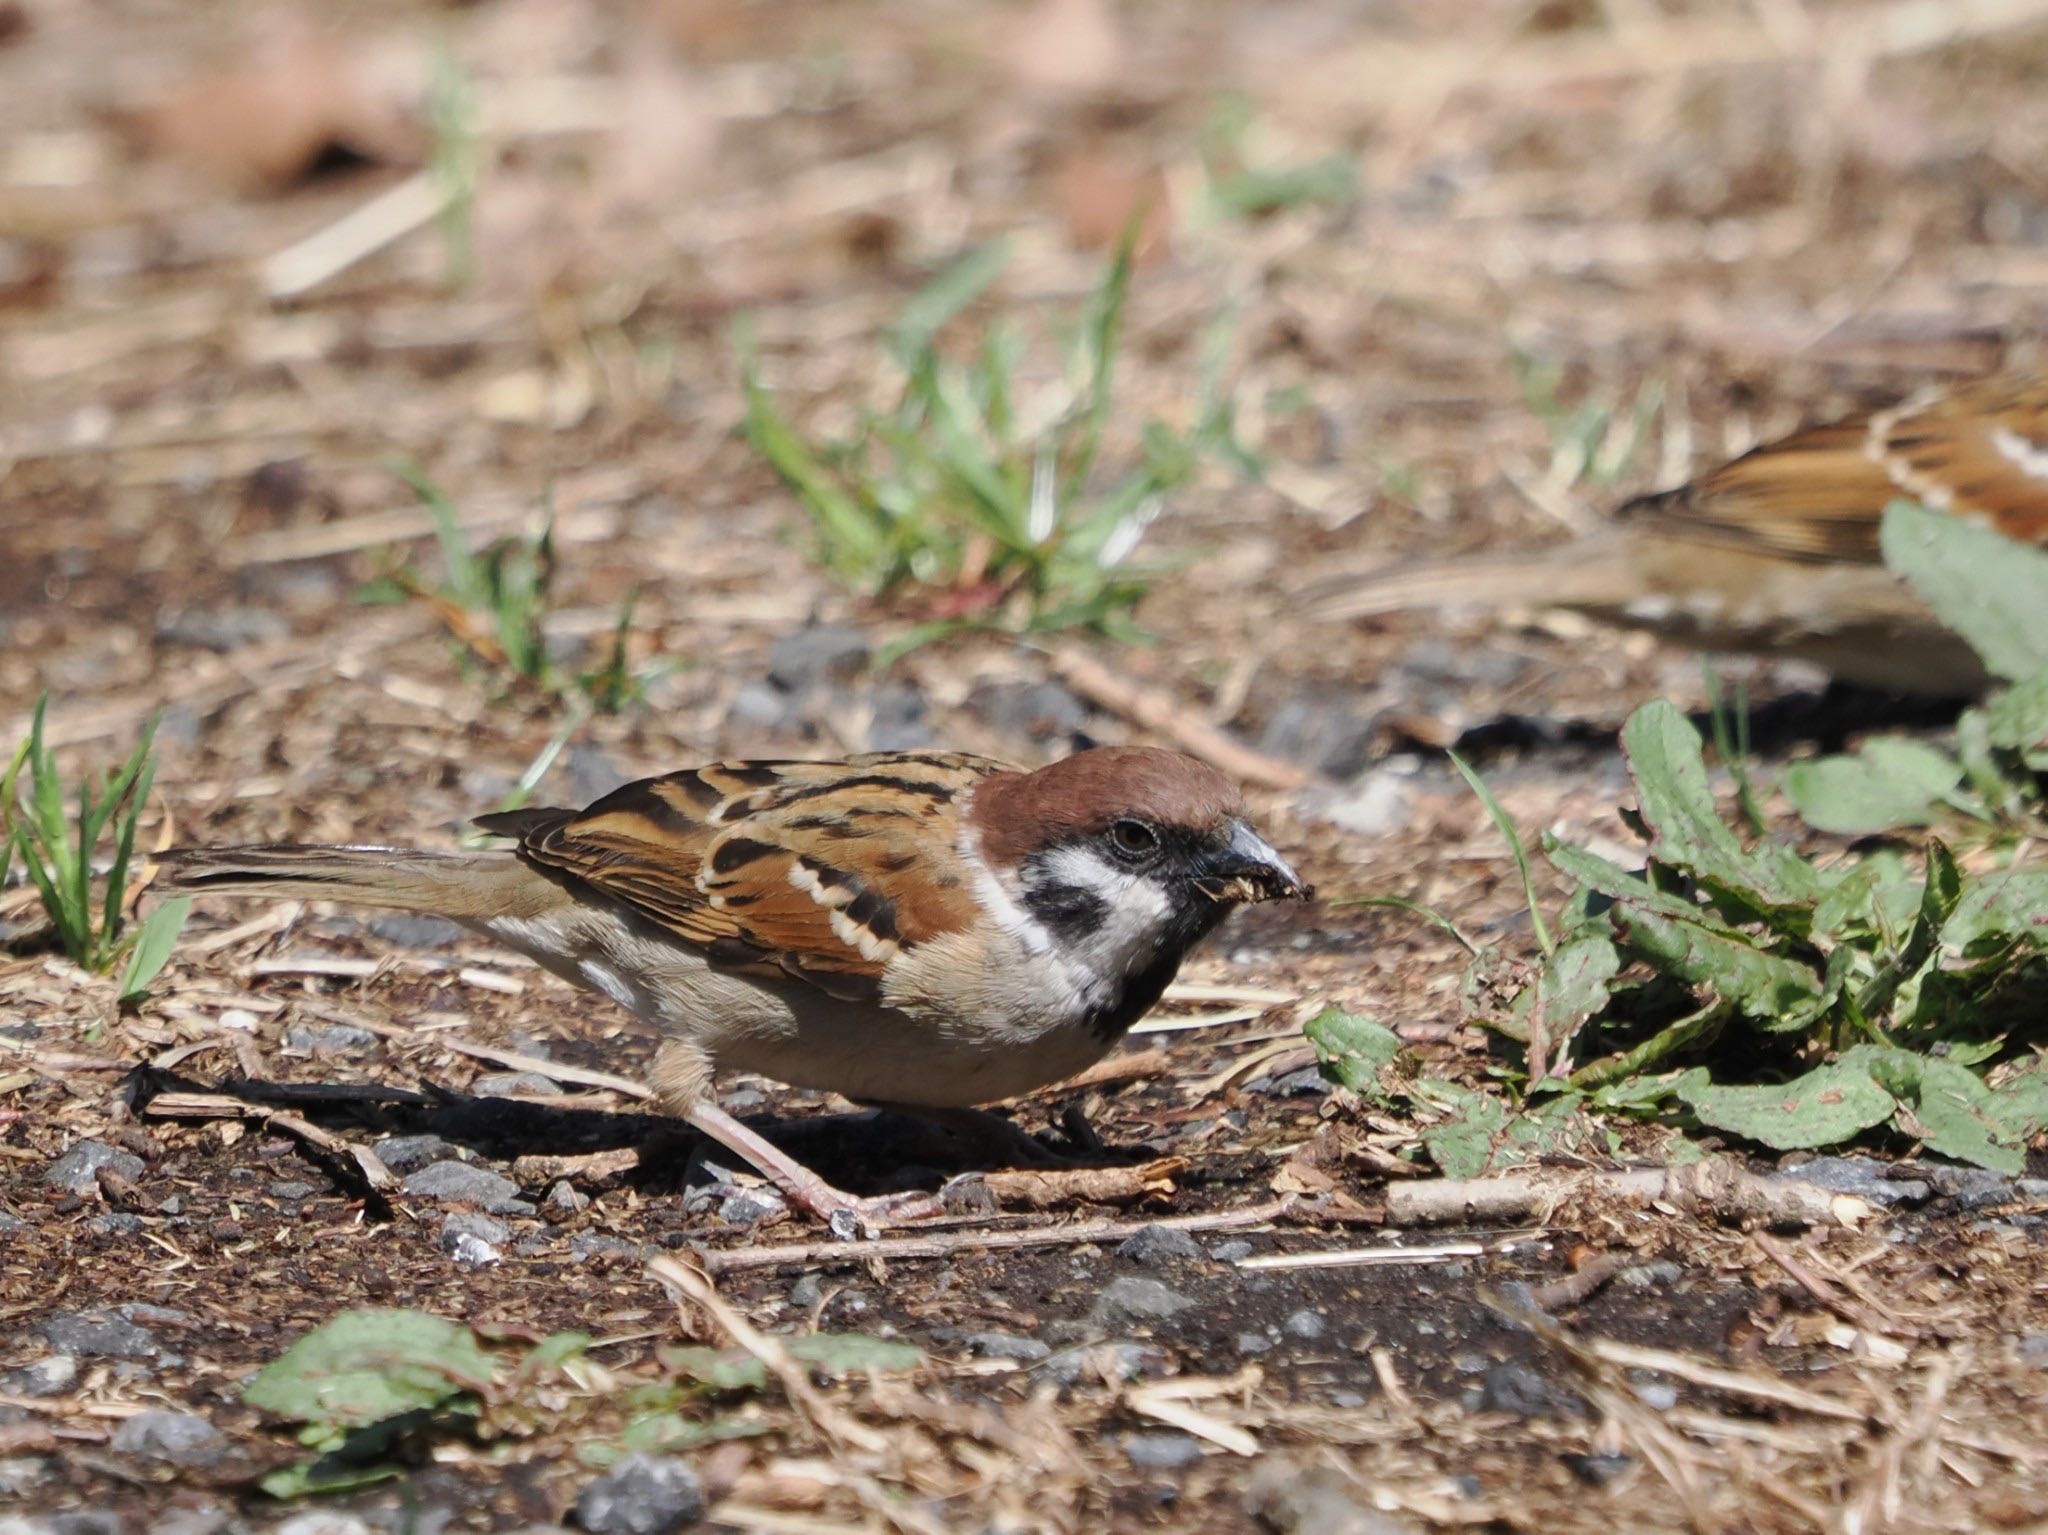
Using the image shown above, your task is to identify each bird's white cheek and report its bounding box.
[1035,845,1174,981]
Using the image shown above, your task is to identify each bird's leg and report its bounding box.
[683,1101,943,1234]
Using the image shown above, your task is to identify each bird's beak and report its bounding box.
[1200,819,1313,904]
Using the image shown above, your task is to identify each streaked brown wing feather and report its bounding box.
[498,752,1011,1002]
[1877,372,2048,546]
[1623,372,2048,563]
[1619,417,1894,563]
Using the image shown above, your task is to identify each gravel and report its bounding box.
[1089,1276,1197,1330]
[283,1022,379,1053]
[962,1332,1051,1363]
[45,1140,145,1194]
[574,1454,706,1534]
[110,1409,226,1466]
[403,1160,524,1212]
[38,1311,160,1360]
[1115,1224,1203,1265]
[373,1135,453,1173]
[1124,1431,1204,1470]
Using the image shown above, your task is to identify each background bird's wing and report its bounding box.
[486,752,1010,1002]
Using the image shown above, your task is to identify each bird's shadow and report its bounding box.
[121,1065,1134,1215]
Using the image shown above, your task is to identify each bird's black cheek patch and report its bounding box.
[1023,882,1112,943]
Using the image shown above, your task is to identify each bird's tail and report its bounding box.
[1300,532,1643,622]
[159,844,561,921]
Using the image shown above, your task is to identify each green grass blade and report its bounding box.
[1059,229,1137,503]
[27,697,75,909]
[887,242,1011,368]
[1448,749,1555,956]
[737,324,892,583]
[117,896,191,1003]
[392,458,485,609]
[0,733,26,889]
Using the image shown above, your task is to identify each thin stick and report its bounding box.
[693,1196,1299,1275]
[258,171,448,300]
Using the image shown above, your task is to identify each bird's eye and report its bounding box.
[1108,818,1159,859]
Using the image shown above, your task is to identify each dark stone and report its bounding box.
[574,1453,706,1534]
[1565,1452,1636,1487]
[968,680,1089,743]
[156,605,290,652]
[1284,1308,1328,1341]
[1475,1362,1584,1419]
[865,683,932,751]
[373,1135,452,1173]
[1,1355,78,1397]
[403,1161,520,1210]
[767,627,870,693]
[1209,1239,1255,1263]
[46,1140,146,1194]
[39,1311,159,1359]
[111,1409,226,1467]
[1042,1340,1169,1387]
[1236,1331,1273,1356]
[367,914,466,949]
[1115,1224,1202,1266]
[1090,1276,1196,1329]
[1256,685,1380,779]
[963,1332,1050,1363]
[1923,1165,2016,1210]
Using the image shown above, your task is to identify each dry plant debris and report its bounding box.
[5,0,2048,1530]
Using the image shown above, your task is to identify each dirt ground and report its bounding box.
[6,1,2048,1532]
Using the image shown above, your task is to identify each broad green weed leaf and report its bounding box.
[1784,738,1962,835]
[1411,1079,1506,1179]
[1304,1007,1404,1096]
[1811,850,1921,943]
[1536,931,1621,1042]
[1883,499,2048,682]
[1540,835,1745,936]
[1620,701,1824,916]
[1676,1060,1894,1149]
[1980,670,2048,752]
[1611,905,1824,1027]
[243,1310,496,1431]
[787,1333,924,1374]
[1941,872,2048,957]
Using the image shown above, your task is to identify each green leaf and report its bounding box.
[1410,1079,1507,1179]
[1535,930,1621,1043]
[1448,750,1553,954]
[786,1332,924,1374]
[1619,701,1824,917]
[258,1454,404,1501]
[1783,738,1963,835]
[1883,498,2048,681]
[1979,669,2048,752]
[1610,905,1824,1026]
[887,242,1011,367]
[660,1345,768,1392]
[1303,1007,1404,1096]
[1541,836,1747,937]
[244,1310,497,1431]
[1895,1056,2025,1173]
[1674,1060,1895,1150]
[117,896,191,1003]
[1942,872,2048,957]
[1811,850,1922,943]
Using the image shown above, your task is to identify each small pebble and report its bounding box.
[1124,1431,1203,1471]
[45,1140,145,1194]
[1283,1308,1328,1341]
[370,1135,451,1173]
[964,1332,1051,1363]
[111,1409,225,1467]
[1090,1277,1196,1329]
[575,1453,706,1535]
[1236,1331,1273,1357]
[472,1071,561,1097]
[38,1311,159,1360]
[283,1022,378,1054]
[1115,1224,1202,1265]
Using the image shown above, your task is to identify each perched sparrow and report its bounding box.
[1304,371,2048,696]
[163,746,1308,1227]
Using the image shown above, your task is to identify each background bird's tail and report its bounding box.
[159,845,558,921]
[1300,532,1643,622]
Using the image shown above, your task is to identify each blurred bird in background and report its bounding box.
[1304,372,2048,697]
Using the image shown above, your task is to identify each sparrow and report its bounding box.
[162,745,1309,1228]
[1303,371,2048,696]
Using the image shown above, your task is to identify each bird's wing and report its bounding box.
[479,752,1012,1002]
